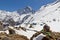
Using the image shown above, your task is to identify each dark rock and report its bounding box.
[8,28,15,34]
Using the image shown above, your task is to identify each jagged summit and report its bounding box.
[17,6,35,15]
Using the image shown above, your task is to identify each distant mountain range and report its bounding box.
[0,6,35,26]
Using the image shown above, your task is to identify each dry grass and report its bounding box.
[0,33,29,40]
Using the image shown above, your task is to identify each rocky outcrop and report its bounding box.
[0,21,4,31]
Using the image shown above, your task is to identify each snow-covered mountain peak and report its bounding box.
[17,6,35,15]
[20,1,60,32]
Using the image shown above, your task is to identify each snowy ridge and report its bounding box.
[0,10,20,22]
[22,0,60,32]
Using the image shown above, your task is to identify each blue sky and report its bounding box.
[0,0,56,11]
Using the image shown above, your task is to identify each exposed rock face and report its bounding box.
[8,28,15,34]
[42,37,49,40]
[0,21,4,31]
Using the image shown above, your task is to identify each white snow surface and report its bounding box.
[22,0,60,32]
